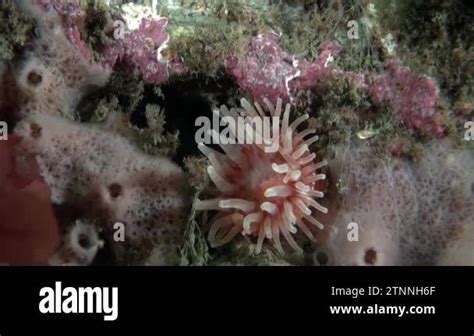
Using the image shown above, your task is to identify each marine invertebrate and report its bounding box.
[35,0,93,60]
[13,113,189,264]
[195,97,328,254]
[49,220,104,266]
[13,0,110,119]
[318,139,474,266]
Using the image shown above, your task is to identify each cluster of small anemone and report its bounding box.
[196,98,327,254]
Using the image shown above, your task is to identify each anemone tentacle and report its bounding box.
[197,97,327,254]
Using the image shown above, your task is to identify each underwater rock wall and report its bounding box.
[0,0,472,265]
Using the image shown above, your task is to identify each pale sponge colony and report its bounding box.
[320,140,474,266]
[13,0,110,118]
[14,114,189,264]
[49,219,104,266]
[4,0,188,265]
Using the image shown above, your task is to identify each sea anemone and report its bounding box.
[196,97,327,254]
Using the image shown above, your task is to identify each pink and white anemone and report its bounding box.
[195,98,327,254]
